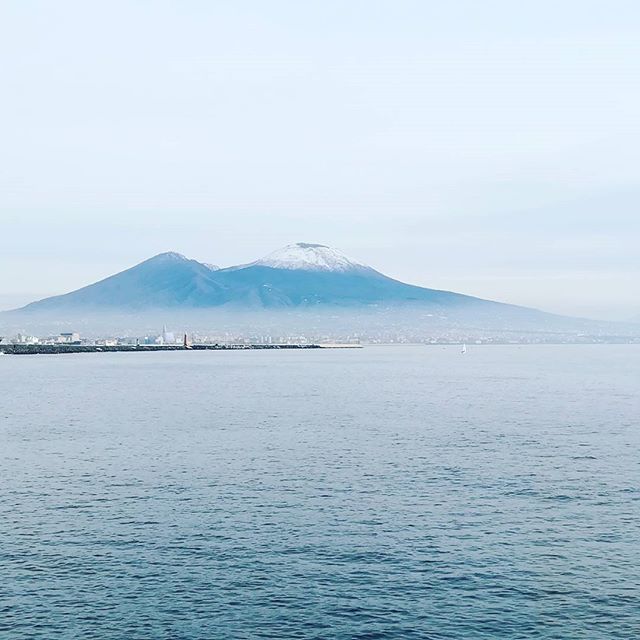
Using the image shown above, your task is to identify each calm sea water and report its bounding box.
[1,346,639,639]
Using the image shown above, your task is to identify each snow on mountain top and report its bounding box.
[152,251,188,261]
[253,243,369,272]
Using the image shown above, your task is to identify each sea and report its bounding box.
[1,345,639,639]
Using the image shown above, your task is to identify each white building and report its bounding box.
[156,325,175,345]
[58,332,80,344]
[96,338,118,346]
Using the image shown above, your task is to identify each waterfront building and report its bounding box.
[58,332,80,344]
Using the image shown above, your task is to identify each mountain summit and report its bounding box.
[252,243,370,273]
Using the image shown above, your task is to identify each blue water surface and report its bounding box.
[1,345,639,639]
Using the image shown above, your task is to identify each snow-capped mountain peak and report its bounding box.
[253,243,369,272]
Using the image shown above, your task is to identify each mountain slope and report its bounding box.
[212,264,482,308]
[208,244,535,315]
[17,252,228,311]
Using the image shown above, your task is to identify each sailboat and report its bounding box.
[461,343,467,354]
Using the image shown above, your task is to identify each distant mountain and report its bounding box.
[17,252,228,311]
[213,244,502,309]
[6,243,638,340]
[12,243,527,314]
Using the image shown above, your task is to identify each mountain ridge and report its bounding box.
[11,243,530,314]
[5,244,639,340]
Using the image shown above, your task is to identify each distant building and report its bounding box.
[156,325,175,345]
[95,338,117,347]
[58,332,80,344]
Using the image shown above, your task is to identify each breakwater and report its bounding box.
[0,343,334,356]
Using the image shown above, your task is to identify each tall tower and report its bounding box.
[161,325,174,344]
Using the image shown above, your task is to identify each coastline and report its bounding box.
[0,343,362,356]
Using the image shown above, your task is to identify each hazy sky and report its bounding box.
[1,0,639,319]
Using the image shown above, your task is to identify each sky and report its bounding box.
[1,0,639,320]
